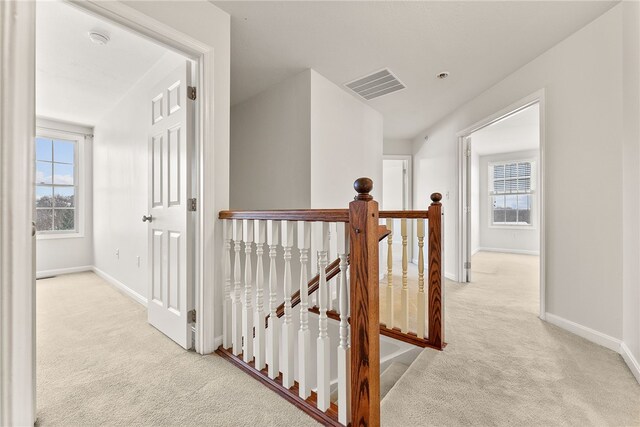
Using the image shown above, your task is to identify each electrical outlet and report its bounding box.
[137,256,141,267]
[115,249,119,259]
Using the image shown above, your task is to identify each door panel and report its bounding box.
[147,61,193,349]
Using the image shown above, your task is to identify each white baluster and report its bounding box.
[267,220,280,379]
[254,220,267,369]
[281,221,295,388]
[401,218,409,333]
[316,222,331,411]
[223,220,233,349]
[417,219,426,339]
[232,220,244,356]
[336,222,351,424]
[242,220,254,362]
[385,218,394,329]
[297,221,312,399]
[327,223,335,312]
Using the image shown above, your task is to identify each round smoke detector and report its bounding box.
[436,71,450,79]
[88,31,110,46]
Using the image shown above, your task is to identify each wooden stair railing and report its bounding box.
[216,178,444,427]
[272,225,389,322]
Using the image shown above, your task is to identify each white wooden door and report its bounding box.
[146,62,194,349]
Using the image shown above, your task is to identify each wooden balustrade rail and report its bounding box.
[216,178,444,427]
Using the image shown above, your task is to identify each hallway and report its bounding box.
[381,252,639,425]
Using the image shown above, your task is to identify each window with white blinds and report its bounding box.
[489,160,535,226]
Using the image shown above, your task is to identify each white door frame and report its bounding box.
[65,0,217,354]
[1,1,220,423]
[456,89,547,320]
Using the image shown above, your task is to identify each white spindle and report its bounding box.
[401,218,409,333]
[327,223,336,311]
[336,222,351,424]
[281,221,295,388]
[223,220,233,349]
[254,220,267,369]
[242,220,254,362]
[316,222,331,411]
[232,220,244,356]
[417,219,426,339]
[267,220,280,379]
[385,218,394,328]
[297,221,312,399]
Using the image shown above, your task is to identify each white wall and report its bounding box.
[93,53,185,299]
[412,6,623,338]
[622,0,640,381]
[476,150,539,255]
[230,70,311,209]
[310,69,383,207]
[35,118,93,274]
[384,139,412,156]
[230,69,383,209]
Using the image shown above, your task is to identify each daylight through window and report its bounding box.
[490,161,534,226]
[35,137,77,233]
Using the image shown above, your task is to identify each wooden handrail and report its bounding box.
[379,210,430,219]
[219,209,349,222]
[219,209,432,222]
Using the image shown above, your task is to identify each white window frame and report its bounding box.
[488,159,536,229]
[35,127,85,239]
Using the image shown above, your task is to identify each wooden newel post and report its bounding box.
[427,192,444,349]
[349,177,381,427]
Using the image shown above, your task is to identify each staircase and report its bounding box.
[216,178,444,426]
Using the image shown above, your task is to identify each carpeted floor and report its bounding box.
[36,272,318,426]
[36,252,640,426]
[381,251,640,426]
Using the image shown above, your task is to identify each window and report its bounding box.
[35,136,78,234]
[490,161,535,226]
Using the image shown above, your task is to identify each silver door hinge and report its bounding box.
[188,86,197,101]
[188,309,196,323]
[465,148,471,157]
[188,198,197,212]
[464,261,471,269]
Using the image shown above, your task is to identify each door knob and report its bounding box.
[142,215,153,223]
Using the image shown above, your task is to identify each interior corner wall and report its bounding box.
[35,119,94,274]
[310,70,383,207]
[412,5,624,338]
[230,70,311,209]
[477,150,540,254]
[622,0,640,379]
[93,53,185,299]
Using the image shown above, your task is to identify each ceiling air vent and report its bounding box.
[345,69,406,101]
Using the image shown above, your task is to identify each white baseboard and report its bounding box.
[445,272,457,282]
[92,266,148,307]
[36,265,92,279]
[477,247,540,256]
[620,342,640,384]
[544,313,621,352]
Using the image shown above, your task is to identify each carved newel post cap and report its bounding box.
[354,177,373,201]
[430,192,443,203]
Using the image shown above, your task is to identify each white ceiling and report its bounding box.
[214,1,617,140]
[36,1,184,126]
[471,103,539,156]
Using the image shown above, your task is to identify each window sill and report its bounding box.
[488,224,536,231]
[36,232,84,240]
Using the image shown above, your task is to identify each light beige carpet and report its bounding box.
[381,251,640,426]
[36,272,318,426]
